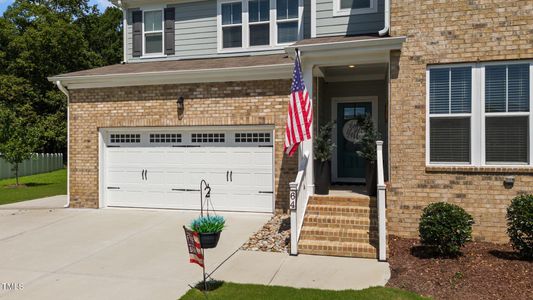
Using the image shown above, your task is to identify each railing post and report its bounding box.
[376,141,387,261]
[289,182,298,256]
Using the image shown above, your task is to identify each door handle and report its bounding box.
[142,170,145,180]
[145,169,147,180]
[226,170,229,182]
[230,171,233,182]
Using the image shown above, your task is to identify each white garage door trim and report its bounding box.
[98,126,275,213]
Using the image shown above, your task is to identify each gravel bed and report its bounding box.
[240,214,290,253]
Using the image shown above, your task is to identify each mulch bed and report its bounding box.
[386,236,533,300]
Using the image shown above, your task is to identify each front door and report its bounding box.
[335,101,374,182]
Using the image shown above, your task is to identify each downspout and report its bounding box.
[378,0,390,36]
[56,81,70,208]
[116,0,128,63]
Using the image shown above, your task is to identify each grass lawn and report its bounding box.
[0,169,67,205]
[180,282,427,300]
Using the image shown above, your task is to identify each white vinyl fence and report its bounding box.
[0,153,64,180]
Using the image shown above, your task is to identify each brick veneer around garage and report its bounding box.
[388,0,533,243]
[68,79,297,211]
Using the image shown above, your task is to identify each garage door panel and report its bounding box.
[104,129,274,212]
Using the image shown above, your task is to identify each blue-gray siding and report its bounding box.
[316,0,384,37]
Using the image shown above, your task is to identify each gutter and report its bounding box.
[378,0,390,36]
[55,81,70,209]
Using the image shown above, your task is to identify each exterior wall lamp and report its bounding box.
[177,96,185,110]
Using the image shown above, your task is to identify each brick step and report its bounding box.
[306,204,377,217]
[303,215,378,230]
[298,239,378,259]
[300,226,378,243]
[309,195,376,207]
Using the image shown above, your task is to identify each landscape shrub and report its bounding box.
[419,202,474,256]
[506,195,533,259]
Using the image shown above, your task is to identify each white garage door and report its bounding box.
[102,128,274,213]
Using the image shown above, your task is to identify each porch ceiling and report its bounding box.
[319,63,388,82]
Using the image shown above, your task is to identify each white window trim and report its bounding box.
[333,0,378,17]
[426,61,533,168]
[217,0,303,53]
[142,8,166,58]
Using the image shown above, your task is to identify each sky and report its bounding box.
[0,0,114,15]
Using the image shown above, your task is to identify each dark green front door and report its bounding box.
[336,102,373,181]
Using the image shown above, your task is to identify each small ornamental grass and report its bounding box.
[419,202,474,256]
[190,215,225,233]
[506,195,533,259]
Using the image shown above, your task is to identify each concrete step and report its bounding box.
[309,194,376,207]
[300,226,378,243]
[306,203,377,217]
[298,239,378,259]
[303,214,378,231]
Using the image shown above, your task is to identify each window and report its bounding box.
[150,133,182,143]
[110,134,141,144]
[484,64,530,163]
[191,133,225,143]
[427,62,533,166]
[276,0,299,44]
[221,2,243,48]
[428,67,472,163]
[249,0,270,46]
[217,0,301,51]
[235,132,271,143]
[333,0,377,16]
[144,10,164,55]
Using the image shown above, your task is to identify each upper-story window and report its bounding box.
[217,0,301,52]
[333,0,377,17]
[427,61,533,167]
[144,10,164,55]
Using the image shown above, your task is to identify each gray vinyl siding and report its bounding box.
[316,0,384,37]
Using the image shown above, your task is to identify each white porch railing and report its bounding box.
[289,152,310,255]
[376,141,387,261]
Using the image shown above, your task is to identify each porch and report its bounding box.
[286,36,405,261]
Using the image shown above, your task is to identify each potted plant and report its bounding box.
[190,215,225,249]
[355,114,381,196]
[314,122,335,195]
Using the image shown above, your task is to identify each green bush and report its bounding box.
[190,215,225,233]
[419,202,474,256]
[506,195,533,259]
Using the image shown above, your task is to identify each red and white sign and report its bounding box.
[183,226,204,267]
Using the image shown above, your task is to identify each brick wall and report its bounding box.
[68,79,297,210]
[388,0,533,242]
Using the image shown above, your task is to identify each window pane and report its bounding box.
[145,33,162,53]
[223,26,242,48]
[486,116,528,163]
[222,2,242,25]
[430,118,470,163]
[144,11,162,31]
[250,23,270,46]
[340,0,371,10]
[485,65,506,112]
[429,68,450,114]
[277,0,298,19]
[508,64,530,112]
[277,21,298,43]
[250,0,269,22]
[450,67,471,113]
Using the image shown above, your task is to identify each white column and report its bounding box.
[376,141,387,261]
[302,62,314,195]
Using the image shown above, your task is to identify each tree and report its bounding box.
[0,107,43,186]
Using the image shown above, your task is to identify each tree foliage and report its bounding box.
[0,0,122,154]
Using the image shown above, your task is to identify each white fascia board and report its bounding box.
[286,36,406,58]
[49,63,293,89]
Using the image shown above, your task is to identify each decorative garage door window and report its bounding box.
[149,133,182,143]
[235,132,271,143]
[110,134,141,144]
[191,133,225,143]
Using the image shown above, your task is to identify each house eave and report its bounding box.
[48,63,293,90]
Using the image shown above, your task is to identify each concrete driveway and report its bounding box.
[0,197,270,300]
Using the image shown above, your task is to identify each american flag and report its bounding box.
[183,226,204,267]
[284,51,312,156]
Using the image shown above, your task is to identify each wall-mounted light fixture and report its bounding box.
[177,96,185,110]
